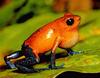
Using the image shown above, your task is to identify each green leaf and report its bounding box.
[0,10,100,78]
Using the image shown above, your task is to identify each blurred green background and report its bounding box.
[0,0,100,78]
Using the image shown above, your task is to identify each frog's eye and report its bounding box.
[66,18,74,26]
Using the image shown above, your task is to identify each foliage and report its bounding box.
[0,0,53,27]
[0,10,100,78]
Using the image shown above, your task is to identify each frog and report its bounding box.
[4,13,80,72]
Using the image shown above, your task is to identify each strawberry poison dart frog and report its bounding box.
[4,13,80,72]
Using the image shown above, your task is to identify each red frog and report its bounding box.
[4,13,80,72]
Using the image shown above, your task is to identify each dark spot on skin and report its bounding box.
[16,11,34,23]
[56,71,100,78]
[53,28,56,31]
[33,35,36,38]
[38,30,41,32]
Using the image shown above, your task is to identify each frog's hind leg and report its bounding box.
[15,46,38,73]
[15,57,37,73]
[4,50,23,69]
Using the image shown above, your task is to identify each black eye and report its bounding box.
[66,18,74,26]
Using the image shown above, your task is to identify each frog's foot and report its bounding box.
[15,64,39,73]
[29,63,64,71]
[14,57,38,73]
[66,48,82,56]
[68,51,81,56]
[36,64,64,71]
[6,61,16,69]
[48,63,64,69]
[4,56,16,69]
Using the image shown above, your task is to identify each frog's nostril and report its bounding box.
[78,17,81,20]
[77,16,81,20]
[75,15,81,21]
[76,16,81,21]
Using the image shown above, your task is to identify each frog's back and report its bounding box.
[24,23,59,53]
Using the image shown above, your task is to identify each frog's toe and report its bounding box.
[68,51,82,56]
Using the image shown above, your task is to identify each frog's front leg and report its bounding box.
[4,51,23,69]
[49,37,64,69]
[49,51,64,69]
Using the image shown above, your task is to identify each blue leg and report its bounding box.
[15,57,37,73]
[48,52,64,69]
[66,48,80,56]
[15,46,38,73]
[4,51,23,69]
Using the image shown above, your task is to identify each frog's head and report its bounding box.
[58,13,81,31]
